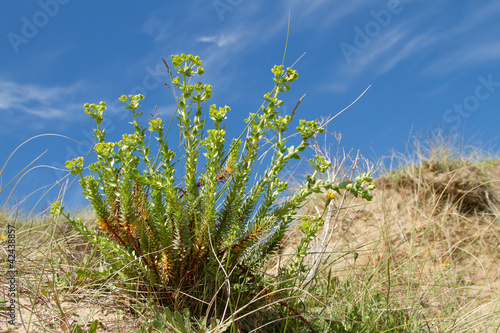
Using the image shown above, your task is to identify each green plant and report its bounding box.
[136,307,231,333]
[72,320,100,333]
[52,54,374,328]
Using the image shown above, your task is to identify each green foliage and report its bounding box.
[71,320,100,333]
[53,54,374,326]
[136,307,231,333]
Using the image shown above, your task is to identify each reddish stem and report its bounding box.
[217,226,263,258]
[178,170,229,199]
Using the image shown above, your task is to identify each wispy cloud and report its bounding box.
[328,0,500,90]
[419,2,500,76]
[142,15,173,42]
[288,0,367,30]
[376,30,436,75]
[196,32,242,48]
[457,1,500,33]
[390,1,500,77]
[423,40,500,76]
[348,25,409,76]
[154,104,178,118]
[0,80,82,119]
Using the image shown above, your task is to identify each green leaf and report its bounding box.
[88,320,99,333]
[71,325,85,333]
[76,269,87,278]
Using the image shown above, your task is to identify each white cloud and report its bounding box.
[418,2,500,76]
[142,16,172,42]
[332,0,500,85]
[286,0,366,29]
[376,30,435,75]
[0,80,82,119]
[423,40,500,76]
[154,104,178,118]
[197,32,242,48]
[340,25,408,78]
[463,2,500,30]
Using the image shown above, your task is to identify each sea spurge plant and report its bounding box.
[54,54,374,324]
[65,156,84,176]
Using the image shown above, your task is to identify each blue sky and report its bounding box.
[1,0,499,212]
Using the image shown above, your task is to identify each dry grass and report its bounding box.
[1,133,499,332]
[0,210,148,332]
[280,135,500,332]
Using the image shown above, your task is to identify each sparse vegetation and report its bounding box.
[1,57,499,332]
